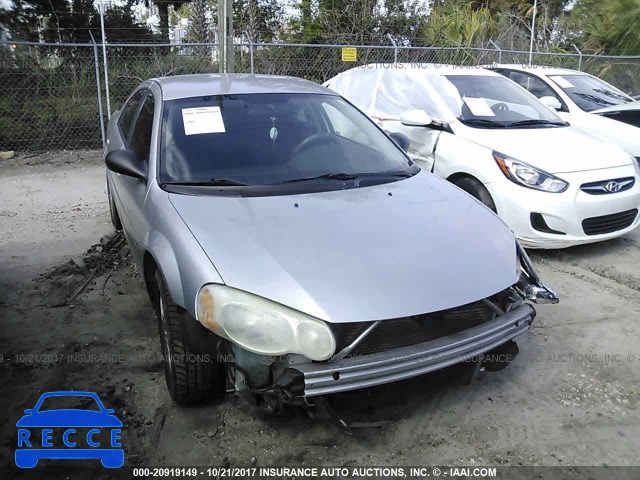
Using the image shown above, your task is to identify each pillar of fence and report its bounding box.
[89,32,106,148]
[573,44,583,71]
[244,33,254,74]
[489,40,502,64]
[98,3,111,118]
[386,34,398,64]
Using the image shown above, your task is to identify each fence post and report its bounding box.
[489,39,502,64]
[99,2,111,118]
[573,44,583,71]
[89,32,106,149]
[386,34,398,64]
[245,32,254,74]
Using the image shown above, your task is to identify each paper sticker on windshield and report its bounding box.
[550,76,575,89]
[463,97,495,117]
[182,106,226,135]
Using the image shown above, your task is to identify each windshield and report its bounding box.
[160,93,415,188]
[443,75,565,128]
[549,74,633,112]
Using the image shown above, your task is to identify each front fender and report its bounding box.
[147,231,186,308]
[433,132,503,184]
[143,186,224,317]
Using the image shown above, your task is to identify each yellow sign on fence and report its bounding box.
[341,47,357,62]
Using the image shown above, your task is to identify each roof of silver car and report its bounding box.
[151,73,334,100]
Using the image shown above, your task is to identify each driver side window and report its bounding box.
[129,93,154,162]
[118,90,146,141]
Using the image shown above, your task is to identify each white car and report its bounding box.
[490,65,640,159]
[324,64,640,249]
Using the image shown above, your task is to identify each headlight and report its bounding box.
[196,284,336,361]
[494,152,568,193]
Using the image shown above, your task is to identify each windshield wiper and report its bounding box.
[593,87,632,102]
[508,119,568,128]
[161,178,249,187]
[282,171,412,184]
[458,118,506,128]
[572,92,615,107]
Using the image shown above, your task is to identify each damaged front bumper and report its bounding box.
[278,303,535,397]
[238,242,555,400]
[516,242,559,304]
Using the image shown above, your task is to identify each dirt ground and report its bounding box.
[1,151,639,478]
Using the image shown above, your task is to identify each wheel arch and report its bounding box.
[142,234,186,309]
[446,172,498,214]
[447,171,482,185]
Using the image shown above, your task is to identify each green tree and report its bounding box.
[188,0,211,43]
[572,0,640,54]
[0,0,160,43]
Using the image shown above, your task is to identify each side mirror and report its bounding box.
[105,149,146,181]
[389,132,411,152]
[539,96,562,111]
[105,409,115,414]
[24,409,34,414]
[400,109,433,127]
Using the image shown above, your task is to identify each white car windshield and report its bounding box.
[160,93,416,188]
[548,74,634,112]
[443,75,566,129]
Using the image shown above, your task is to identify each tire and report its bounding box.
[107,179,123,231]
[152,269,225,404]
[453,176,497,213]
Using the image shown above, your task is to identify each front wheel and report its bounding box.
[152,269,225,404]
[453,176,497,213]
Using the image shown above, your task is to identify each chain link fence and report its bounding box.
[0,43,102,151]
[1,40,640,151]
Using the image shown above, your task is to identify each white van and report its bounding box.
[324,64,640,249]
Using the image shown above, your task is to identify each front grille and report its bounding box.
[580,177,635,195]
[582,209,638,235]
[332,300,497,357]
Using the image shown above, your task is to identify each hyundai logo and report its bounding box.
[604,181,621,193]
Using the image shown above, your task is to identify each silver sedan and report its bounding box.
[104,73,557,406]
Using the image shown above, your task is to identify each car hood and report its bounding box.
[16,410,123,427]
[452,123,633,174]
[169,172,518,323]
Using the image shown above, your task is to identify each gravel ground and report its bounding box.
[1,151,639,479]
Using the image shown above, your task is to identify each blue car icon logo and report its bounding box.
[16,391,124,468]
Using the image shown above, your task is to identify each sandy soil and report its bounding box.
[1,151,639,478]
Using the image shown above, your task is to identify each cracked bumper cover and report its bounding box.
[286,303,536,397]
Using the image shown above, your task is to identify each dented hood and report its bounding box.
[169,172,518,323]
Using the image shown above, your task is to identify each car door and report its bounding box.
[114,90,155,257]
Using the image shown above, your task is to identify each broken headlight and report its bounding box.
[196,284,336,361]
